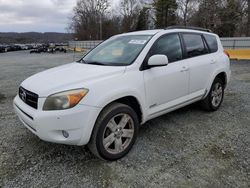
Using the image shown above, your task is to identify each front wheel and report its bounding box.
[201,77,224,111]
[88,103,139,161]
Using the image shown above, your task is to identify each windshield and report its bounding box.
[80,35,152,66]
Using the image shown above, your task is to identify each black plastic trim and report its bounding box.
[15,104,34,120]
[166,26,212,33]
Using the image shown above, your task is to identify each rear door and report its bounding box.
[181,33,214,96]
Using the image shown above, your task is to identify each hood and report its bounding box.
[21,62,126,97]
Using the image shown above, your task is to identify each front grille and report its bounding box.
[19,87,38,109]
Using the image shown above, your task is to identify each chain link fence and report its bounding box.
[68,40,102,50]
[69,37,250,50]
[220,37,250,49]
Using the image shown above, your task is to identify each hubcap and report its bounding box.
[102,113,134,154]
[211,83,223,107]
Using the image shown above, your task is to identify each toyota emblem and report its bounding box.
[20,88,27,102]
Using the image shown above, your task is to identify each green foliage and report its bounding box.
[153,0,178,28]
[136,8,149,30]
[191,0,221,31]
[191,0,244,37]
[217,0,241,37]
[69,0,250,39]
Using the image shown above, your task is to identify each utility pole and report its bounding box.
[100,13,103,40]
[248,0,250,36]
[73,37,78,61]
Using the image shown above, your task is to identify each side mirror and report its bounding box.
[148,55,169,67]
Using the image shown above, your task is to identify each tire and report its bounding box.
[88,102,139,161]
[201,77,224,111]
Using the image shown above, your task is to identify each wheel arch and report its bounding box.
[204,71,228,98]
[79,94,144,146]
[113,96,143,124]
[98,95,144,124]
[215,72,227,88]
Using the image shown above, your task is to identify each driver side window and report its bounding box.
[150,34,183,63]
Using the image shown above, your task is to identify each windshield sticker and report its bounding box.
[128,40,147,45]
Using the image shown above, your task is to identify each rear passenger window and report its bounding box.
[182,34,208,58]
[204,34,218,53]
[150,34,182,63]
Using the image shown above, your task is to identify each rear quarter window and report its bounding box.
[204,34,218,53]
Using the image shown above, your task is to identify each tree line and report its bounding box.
[69,0,250,40]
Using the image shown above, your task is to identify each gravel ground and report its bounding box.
[0,51,249,187]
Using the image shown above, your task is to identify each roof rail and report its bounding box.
[166,26,212,33]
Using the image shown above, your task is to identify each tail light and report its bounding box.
[224,50,230,58]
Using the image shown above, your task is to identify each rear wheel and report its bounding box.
[88,103,139,161]
[201,78,224,111]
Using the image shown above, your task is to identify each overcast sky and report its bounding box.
[0,0,78,33]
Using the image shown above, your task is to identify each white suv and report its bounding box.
[14,27,231,160]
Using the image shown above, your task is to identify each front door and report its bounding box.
[143,33,189,115]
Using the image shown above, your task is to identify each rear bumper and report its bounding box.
[13,95,101,146]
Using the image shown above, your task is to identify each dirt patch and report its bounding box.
[235,73,250,82]
[209,145,234,160]
[0,93,6,103]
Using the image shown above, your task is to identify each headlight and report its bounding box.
[43,89,89,111]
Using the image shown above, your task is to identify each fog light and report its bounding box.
[62,130,69,138]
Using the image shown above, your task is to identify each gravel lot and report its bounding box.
[0,51,249,187]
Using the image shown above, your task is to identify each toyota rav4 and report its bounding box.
[14,27,231,160]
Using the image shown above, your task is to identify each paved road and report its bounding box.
[0,51,249,187]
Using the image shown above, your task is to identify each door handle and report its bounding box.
[181,66,189,72]
[210,60,216,64]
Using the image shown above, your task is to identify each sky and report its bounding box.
[0,0,78,33]
[0,0,122,33]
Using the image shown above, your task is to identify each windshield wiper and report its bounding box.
[77,59,86,64]
[80,60,125,66]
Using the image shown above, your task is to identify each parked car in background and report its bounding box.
[30,44,67,54]
[14,27,231,161]
[0,43,36,53]
[54,47,67,53]
[18,44,29,50]
[30,47,47,54]
[26,45,34,50]
[4,44,21,52]
[0,45,7,53]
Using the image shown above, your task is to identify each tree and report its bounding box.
[248,0,250,35]
[235,0,248,36]
[69,0,249,38]
[102,16,122,39]
[217,0,241,37]
[189,0,248,37]
[120,0,141,32]
[177,0,197,26]
[136,7,149,30]
[69,0,110,40]
[153,0,178,28]
[191,0,221,32]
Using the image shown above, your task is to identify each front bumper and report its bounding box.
[13,95,101,146]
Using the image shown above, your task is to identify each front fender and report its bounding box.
[95,89,146,121]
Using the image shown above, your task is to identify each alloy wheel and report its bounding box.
[211,82,223,107]
[102,113,135,155]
